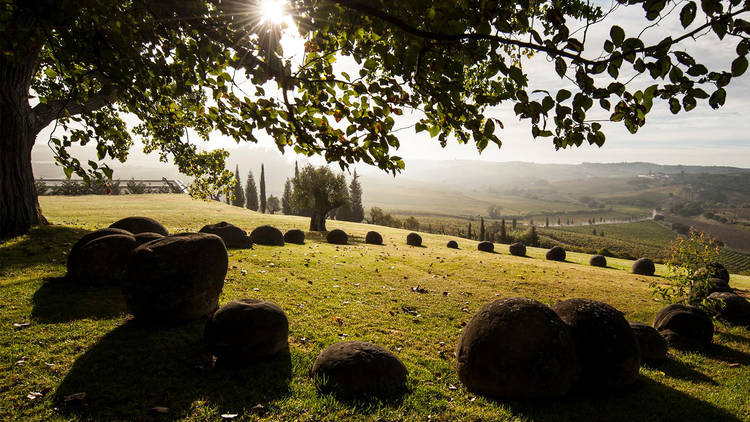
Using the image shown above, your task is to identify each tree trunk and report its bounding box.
[309,210,328,231]
[0,50,45,239]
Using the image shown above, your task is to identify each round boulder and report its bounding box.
[67,234,137,285]
[705,277,732,294]
[134,232,164,246]
[249,225,285,246]
[456,298,580,399]
[509,242,526,257]
[67,227,133,272]
[199,222,253,249]
[477,241,494,253]
[406,232,422,247]
[327,229,348,245]
[109,216,168,236]
[551,298,640,390]
[632,258,655,276]
[365,231,383,245]
[546,246,566,261]
[629,321,668,363]
[446,240,459,249]
[653,304,713,349]
[123,233,228,324]
[706,262,730,282]
[283,229,305,245]
[589,255,607,267]
[204,299,289,363]
[708,292,750,327]
[311,341,407,398]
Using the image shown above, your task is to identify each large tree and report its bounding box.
[291,164,349,231]
[2,0,749,237]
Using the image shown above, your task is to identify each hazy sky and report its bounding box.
[33,1,750,170]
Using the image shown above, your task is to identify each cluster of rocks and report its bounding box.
[455,296,725,399]
[62,217,749,402]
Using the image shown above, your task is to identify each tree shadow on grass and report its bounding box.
[650,358,717,385]
[55,320,292,420]
[31,277,127,323]
[0,225,88,275]
[706,343,750,365]
[504,376,742,422]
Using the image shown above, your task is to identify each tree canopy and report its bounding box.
[291,164,349,231]
[1,0,749,236]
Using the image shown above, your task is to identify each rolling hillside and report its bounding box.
[1,195,749,421]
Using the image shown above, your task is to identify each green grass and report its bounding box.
[2,195,750,421]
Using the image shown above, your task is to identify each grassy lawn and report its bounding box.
[1,195,749,421]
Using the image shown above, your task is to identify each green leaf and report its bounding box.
[610,26,625,46]
[709,88,726,109]
[669,98,681,114]
[680,2,697,28]
[731,56,748,77]
[555,58,567,78]
[556,89,571,102]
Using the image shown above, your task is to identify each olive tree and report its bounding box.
[291,165,349,231]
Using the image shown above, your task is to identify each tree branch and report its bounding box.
[31,86,117,131]
[326,0,597,65]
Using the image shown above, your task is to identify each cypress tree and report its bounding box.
[245,171,259,211]
[512,218,517,230]
[545,216,549,227]
[259,164,267,213]
[349,169,364,222]
[232,165,245,207]
[294,161,299,178]
[282,178,293,215]
[479,217,485,241]
[467,221,472,239]
[500,218,507,242]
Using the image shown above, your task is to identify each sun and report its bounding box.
[259,0,286,25]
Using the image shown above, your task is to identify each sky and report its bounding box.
[33,1,750,172]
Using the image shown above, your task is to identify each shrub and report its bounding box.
[650,230,722,312]
[126,178,147,194]
[403,216,420,231]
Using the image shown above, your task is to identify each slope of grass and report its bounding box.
[0,195,748,421]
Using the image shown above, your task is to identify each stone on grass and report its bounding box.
[109,216,168,236]
[199,222,253,249]
[249,225,285,246]
[327,229,348,245]
[204,299,289,363]
[67,227,133,273]
[134,232,164,246]
[67,234,137,285]
[589,254,607,267]
[546,246,566,261]
[446,240,459,249]
[509,242,526,257]
[708,292,750,327]
[311,341,407,398]
[706,262,730,282]
[477,241,494,253]
[552,298,640,390]
[456,297,580,399]
[629,322,668,363]
[123,233,227,324]
[365,231,383,245]
[632,258,655,276]
[705,277,732,294]
[283,229,305,245]
[406,232,422,246]
[653,304,713,349]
